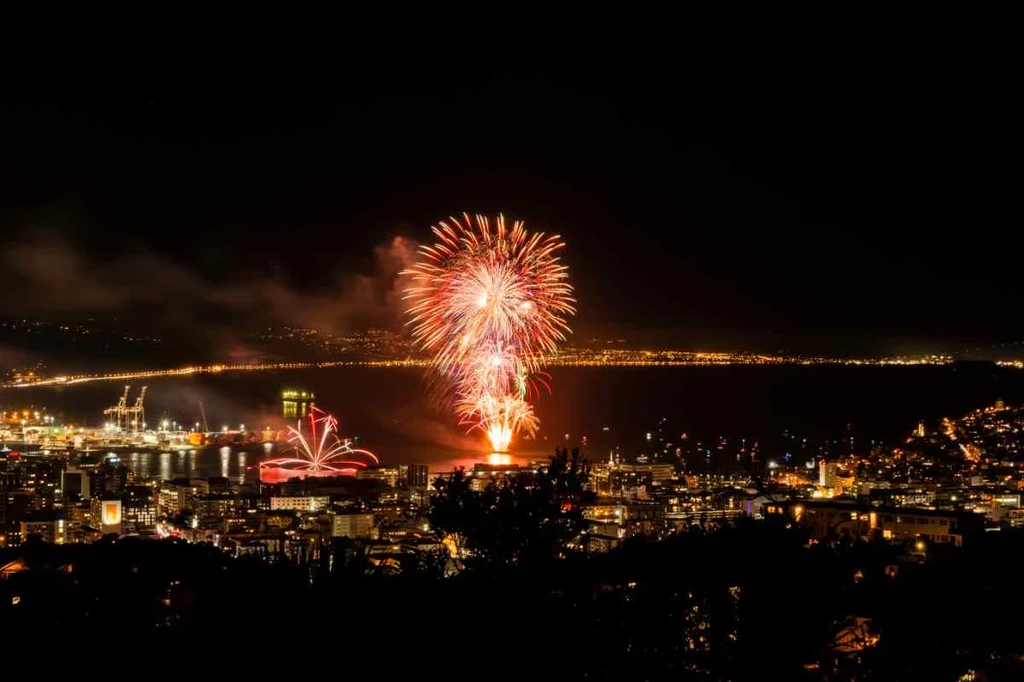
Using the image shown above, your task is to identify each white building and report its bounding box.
[332,513,376,539]
[270,496,330,512]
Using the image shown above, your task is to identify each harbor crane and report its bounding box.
[103,385,131,431]
[128,386,147,433]
[102,385,147,433]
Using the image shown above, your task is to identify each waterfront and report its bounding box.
[4,364,1024,475]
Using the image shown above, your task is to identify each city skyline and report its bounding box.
[4,29,1024,679]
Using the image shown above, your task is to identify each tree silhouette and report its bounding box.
[6,484,1024,680]
[429,447,592,568]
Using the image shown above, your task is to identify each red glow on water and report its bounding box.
[258,406,377,483]
[259,466,360,484]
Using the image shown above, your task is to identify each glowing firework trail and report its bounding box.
[403,213,575,452]
[259,406,378,480]
[406,215,575,375]
[457,392,539,454]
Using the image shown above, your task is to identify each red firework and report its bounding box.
[259,406,378,482]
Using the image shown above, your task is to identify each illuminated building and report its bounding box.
[1007,509,1024,528]
[586,522,626,553]
[834,472,856,493]
[194,494,236,522]
[992,493,1021,508]
[401,464,430,488]
[270,496,330,512]
[634,462,676,482]
[20,512,66,544]
[591,462,675,496]
[868,487,936,507]
[583,503,630,524]
[259,511,298,531]
[332,512,376,539]
[819,461,838,488]
[768,500,984,546]
[357,466,401,488]
[158,481,191,516]
[63,501,97,543]
[582,501,666,539]
[157,477,230,517]
[93,496,122,534]
[121,487,159,534]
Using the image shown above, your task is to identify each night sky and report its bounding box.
[0,38,1018,355]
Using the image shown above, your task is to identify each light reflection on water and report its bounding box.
[112,444,286,484]
[99,442,527,484]
[219,446,230,478]
[438,450,544,473]
[129,452,144,478]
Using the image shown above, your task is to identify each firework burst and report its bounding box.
[259,406,378,482]
[403,213,575,452]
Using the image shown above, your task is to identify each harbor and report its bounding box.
[0,384,280,453]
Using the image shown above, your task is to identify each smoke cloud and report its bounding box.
[367,404,481,454]
[0,345,31,371]
[1,229,420,337]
